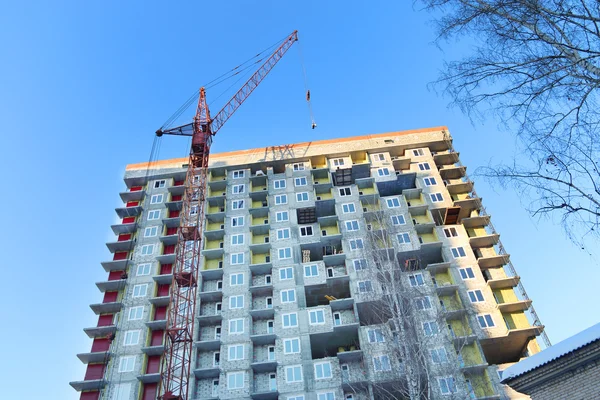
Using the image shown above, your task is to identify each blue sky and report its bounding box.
[1,1,597,399]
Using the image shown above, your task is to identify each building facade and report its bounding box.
[71,127,546,400]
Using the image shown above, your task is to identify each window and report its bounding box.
[304,264,318,277]
[451,247,467,258]
[295,177,307,186]
[154,180,166,188]
[367,328,385,343]
[274,228,290,240]
[231,216,244,227]
[391,215,406,225]
[279,267,294,280]
[444,227,458,237]
[333,312,341,326]
[276,211,289,222]
[230,253,244,265]
[230,273,244,286]
[123,330,140,346]
[144,226,158,237]
[314,361,332,379]
[424,177,437,186]
[137,263,151,276]
[332,158,345,167]
[113,383,132,400]
[231,234,244,245]
[386,198,401,208]
[339,187,351,196]
[232,184,245,194]
[372,153,385,161]
[288,396,305,400]
[229,318,244,334]
[459,267,475,280]
[282,312,298,328]
[216,303,222,313]
[284,338,301,354]
[397,233,411,244]
[297,226,312,237]
[438,377,457,395]
[296,192,309,202]
[477,314,495,328]
[150,194,163,204]
[358,280,373,293]
[274,179,286,189]
[232,200,244,210]
[415,296,432,310]
[227,371,245,390]
[342,203,356,213]
[349,238,364,250]
[228,344,245,360]
[423,321,439,336]
[232,170,244,179]
[318,393,335,400]
[278,248,292,260]
[275,194,288,205]
[418,162,431,171]
[128,306,144,320]
[353,259,367,271]
[285,365,303,383]
[229,295,244,309]
[373,355,392,371]
[281,289,296,303]
[409,273,425,287]
[309,309,325,325]
[118,355,136,372]
[189,204,199,216]
[430,193,443,202]
[147,210,160,220]
[293,163,305,171]
[132,284,148,298]
[345,220,359,231]
[468,290,485,303]
[377,168,390,176]
[412,148,425,156]
[431,348,448,363]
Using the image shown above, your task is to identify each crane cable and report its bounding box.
[297,40,317,129]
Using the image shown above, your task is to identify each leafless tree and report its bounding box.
[416,0,600,245]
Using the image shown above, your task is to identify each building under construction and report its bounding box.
[71,126,548,400]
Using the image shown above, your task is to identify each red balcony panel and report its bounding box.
[171,194,183,201]
[108,270,125,281]
[80,392,100,400]
[169,210,180,218]
[151,330,164,346]
[142,383,158,400]
[103,291,118,303]
[160,263,173,275]
[126,201,139,207]
[157,284,170,297]
[130,186,143,192]
[91,338,110,353]
[84,364,105,380]
[163,245,175,255]
[113,252,128,261]
[166,227,178,236]
[154,306,167,321]
[117,233,132,241]
[122,217,135,224]
[97,314,114,327]
[147,355,161,374]
[174,180,184,186]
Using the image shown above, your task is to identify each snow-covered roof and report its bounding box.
[502,322,600,381]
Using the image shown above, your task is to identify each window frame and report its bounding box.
[451,247,467,258]
[150,194,163,204]
[132,284,148,298]
[367,328,385,343]
[231,234,244,246]
[232,170,245,179]
[468,289,485,303]
[294,177,307,186]
[227,371,245,390]
[397,232,411,244]
[230,273,244,286]
[423,177,437,186]
[386,197,401,208]
[296,192,309,202]
[280,288,296,303]
[349,238,364,250]
[353,259,367,271]
[285,365,303,383]
[229,318,244,334]
[309,309,326,325]
[391,215,406,225]
[128,306,144,321]
[136,263,151,276]
[282,312,298,328]
[373,355,392,371]
[338,187,351,196]
[299,225,313,237]
[477,314,495,328]
[230,253,244,265]
[377,167,390,177]
[118,355,136,373]
[342,203,356,213]
[430,192,444,202]
[459,267,476,280]
[274,179,286,189]
[231,199,245,210]
[232,184,245,194]
[277,228,291,240]
[304,264,319,277]
[345,220,359,231]
[418,162,431,171]
[278,247,293,261]
[228,344,245,361]
[279,266,294,280]
[275,194,288,205]
[314,361,333,379]
[229,295,244,309]
[357,280,373,293]
[231,216,244,227]
[276,211,289,222]
[147,210,161,220]
[123,330,141,346]
[283,337,301,354]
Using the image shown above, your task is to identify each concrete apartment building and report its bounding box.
[71,127,546,400]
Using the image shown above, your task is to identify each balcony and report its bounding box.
[487,276,520,290]
[168,180,186,196]
[141,345,165,356]
[90,301,122,315]
[207,187,226,199]
[201,257,224,280]
[469,233,500,248]
[119,186,145,202]
[197,310,223,326]
[405,190,428,214]
[433,150,459,166]
[312,168,332,189]
[250,252,272,275]
[497,299,532,313]
[206,198,226,217]
[426,261,450,274]
[199,288,223,303]
[445,179,474,195]
[115,202,143,218]
[165,199,183,212]
[83,325,117,338]
[149,295,171,307]
[410,209,435,234]
[391,155,411,171]
[77,351,110,364]
[105,237,133,253]
[202,239,224,258]
[250,329,277,346]
[250,216,270,235]
[461,214,490,228]
[249,305,275,320]
[146,319,167,330]
[439,293,466,320]
[480,325,544,365]
[155,252,176,265]
[159,231,178,246]
[315,187,334,201]
[195,338,222,351]
[69,378,106,392]
[193,365,221,379]
[95,277,126,292]
[138,371,161,384]
[249,199,269,218]
[477,254,510,269]
[439,165,466,180]
[357,182,378,202]
[250,234,271,253]
[110,221,137,235]
[453,194,482,219]
[207,175,227,191]
[251,358,277,373]
[433,271,458,296]
[162,215,181,228]
[153,273,173,285]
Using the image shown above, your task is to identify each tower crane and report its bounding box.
[155,30,299,400]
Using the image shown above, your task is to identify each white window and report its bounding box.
[154,180,166,188]
[232,200,244,210]
[314,361,332,379]
[468,290,485,303]
[367,328,385,343]
[372,153,385,161]
[277,228,291,240]
[229,295,244,309]
[424,177,437,186]
[391,215,406,225]
[293,163,305,171]
[299,226,313,236]
[231,216,244,227]
[409,273,425,287]
[278,248,292,260]
[128,306,144,320]
[275,194,288,205]
[304,264,319,277]
[349,238,364,250]
[443,227,458,237]
[282,312,299,328]
[438,377,457,395]
[459,267,475,280]
[386,198,401,208]
[274,179,286,189]
[230,253,244,265]
[309,309,325,325]
[136,263,151,276]
[227,371,245,390]
[478,314,495,328]
[281,289,296,303]
[353,259,367,271]
[132,284,148,298]
[339,187,351,196]
[358,280,373,293]
[431,348,448,363]
[415,296,432,310]
[284,338,301,354]
[412,148,425,156]
[144,226,158,237]
[232,170,244,179]
[232,184,245,194]
[147,210,160,220]
[423,321,439,336]
[276,211,289,222]
[123,330,140,346]
[288,396,305,400]
[231,234,244,245]
[118,355,136,372]
[451,247,467,258]
[342,203,356,213]
[229,318,244,334]
[397,233,411,244]
[228,344,245,360]
[418,162,431,171]
[296,192,309,202]
[113,383,132,400]
[318,393,335,400]
[230,273,244,286]
[345,220,359,231]
[377,168,390,176]
[295,177,307,186]
[150,194,163,204]
[332,158,345,167]
[285,365,303,383]
[373,355,391,371]
[280,267,294,281]
[430,193,443,202]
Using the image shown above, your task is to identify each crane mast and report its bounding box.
[157,30,299,400]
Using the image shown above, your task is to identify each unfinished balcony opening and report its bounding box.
[305,278,351,308]
[310,328,361,362]
[297,207,317,225]
[376,172,417,197]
